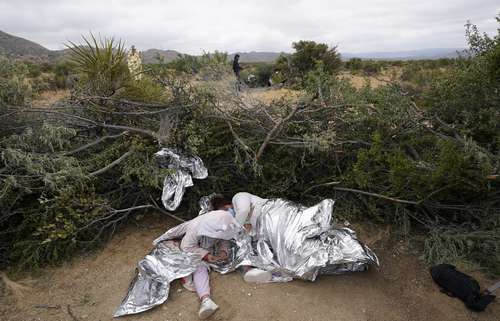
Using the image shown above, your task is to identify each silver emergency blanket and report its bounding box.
[198,193,217,215]
[217,199,378,280]
[114,241,202,317]
[114,198,378,317]
[155,148,208,211]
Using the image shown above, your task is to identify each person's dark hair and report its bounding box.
[211,194,232,210]
[234,54,240,59]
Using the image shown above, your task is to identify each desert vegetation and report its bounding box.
[0,17,499,279]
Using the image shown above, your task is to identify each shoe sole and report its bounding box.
[199,306,218,319]
[243,270,272,283]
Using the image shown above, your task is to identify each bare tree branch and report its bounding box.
[302,181,341,195]
[99,123,158,139]
[330,186,500,212]
[89,150,133,177]
[21,108,98,125]
[0,111,17,120]
[148,195,186,223]
[332,187,419,205]
[64,131,129,156]
[19,108,160,140]
[255,103,302,162]
[227,121,254,153]
[151,206,186,223]
[77,96,179,108]
[105,108,180,116]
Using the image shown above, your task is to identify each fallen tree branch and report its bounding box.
[302,181,341,195]
[411,101,499,162]
[255,103,302,162]
[77,96,176,108]
[269,139,371,147]
[332,187,419,205]
[21,108,98,125]
[19,109,160,140]
[0,111,17,120]
[76,204,153,233]
[64,131,128,156]
[330,186,500,212]
[98,124,157,139]
[152,206,186,223]
[89,150,133,177]
[93,108,182,116]
[227,121,254,153]
[148,195,186,223]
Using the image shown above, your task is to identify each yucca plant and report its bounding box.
[67,33,130,96]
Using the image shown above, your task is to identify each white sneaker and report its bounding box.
[243,268,272,283]
[198,297,219,319]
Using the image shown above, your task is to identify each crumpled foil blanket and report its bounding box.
[114,241,202,317]
[155,148,208,211]
[114,198,378,317]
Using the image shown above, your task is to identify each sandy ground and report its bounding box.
[1,214,498,321]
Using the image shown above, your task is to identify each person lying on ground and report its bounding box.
[154,205,241,319]
[211,194,273,283]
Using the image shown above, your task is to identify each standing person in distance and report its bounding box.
[232,54,243,91]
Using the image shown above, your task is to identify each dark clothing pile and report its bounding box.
[430,264,495,312]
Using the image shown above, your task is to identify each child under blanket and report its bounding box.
[153,197,240,320]
[180,237,232,295]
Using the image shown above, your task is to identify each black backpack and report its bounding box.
[430,264,496,312]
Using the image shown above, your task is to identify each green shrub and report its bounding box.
[345,58,362,72]
[67,34,130,96]
[360,60,382,75]
[274,41,341,86]
[120,77,168,103]
[0,124,103,268]
[162,51,229,76]
[0,56,32,106]
[53,61,74,89]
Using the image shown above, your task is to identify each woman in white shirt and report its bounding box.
[229,192,273,283]
[231,192,268,234]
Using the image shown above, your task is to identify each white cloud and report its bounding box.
[0,0,498,53]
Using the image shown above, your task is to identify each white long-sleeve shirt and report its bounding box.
[153,210,242,258]
[232,192,268,228]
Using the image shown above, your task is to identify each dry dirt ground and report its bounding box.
[339,67,403,89]
[31,90,70,108]
[1,214,498,321]
[248,87,302,104]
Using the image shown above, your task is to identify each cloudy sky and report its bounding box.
[1,0,498,54]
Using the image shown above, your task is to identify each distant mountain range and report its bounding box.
[140,50,285,64]
[0,30,55,61]
[0,30,463,63]
[141,48,181,63]
[342,48,463,60]
[229,52,285,63]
